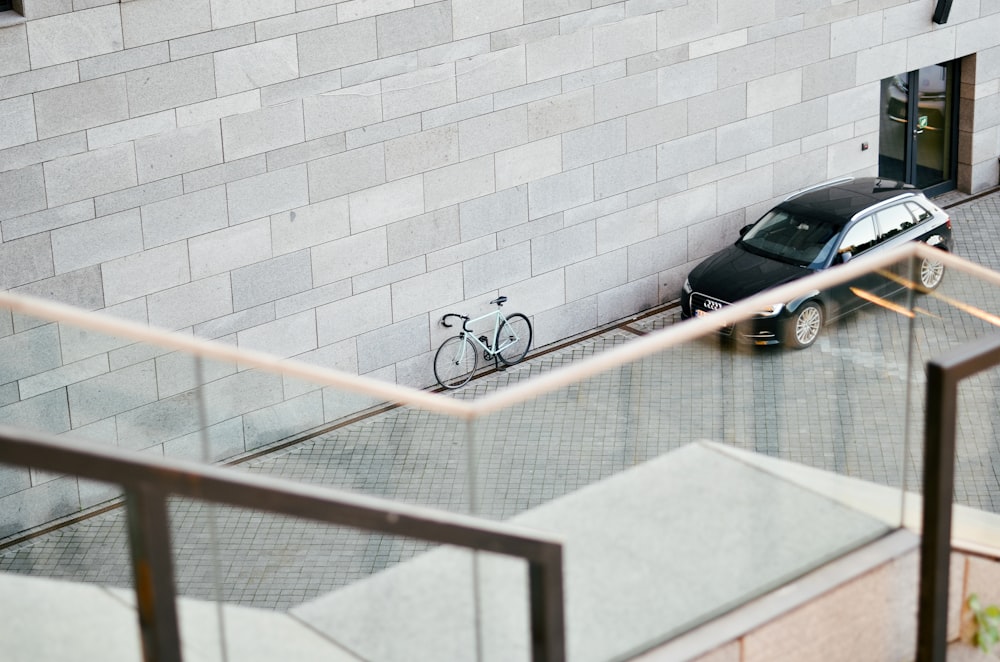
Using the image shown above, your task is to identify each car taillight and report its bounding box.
[946,217,952,229]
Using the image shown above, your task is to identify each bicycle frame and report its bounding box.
[460,309,519,356]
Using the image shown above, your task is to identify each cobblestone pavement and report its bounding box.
[2,190,1000,611]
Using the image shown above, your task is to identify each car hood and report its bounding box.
[689,243,810,303]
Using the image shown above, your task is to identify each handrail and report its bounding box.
[0,425,566,662]
[0,290,472,419]
[2,242,991,423]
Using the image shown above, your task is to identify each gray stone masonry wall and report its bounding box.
[1,0,999,534]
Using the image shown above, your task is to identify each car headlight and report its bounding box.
[682,278,692,293]
[754,303,784,317]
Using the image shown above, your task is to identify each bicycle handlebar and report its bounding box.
[440,313,469,329]
[441,295,509,329]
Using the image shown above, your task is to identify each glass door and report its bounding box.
[878,62,958,196]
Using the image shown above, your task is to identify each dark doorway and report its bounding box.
[879,62,959,196]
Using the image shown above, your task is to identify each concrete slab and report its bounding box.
[0,573,141,662]
[292,442,892,662]
[710,442,1000,550]
[0,573,361,662]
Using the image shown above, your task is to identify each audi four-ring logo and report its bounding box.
[703,300,723,311]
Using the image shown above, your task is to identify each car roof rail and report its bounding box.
[848,192,918,221]
[782,176,855,201]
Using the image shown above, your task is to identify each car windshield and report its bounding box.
[739,209,842,268]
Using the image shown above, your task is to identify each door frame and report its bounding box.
[882,62,960,197]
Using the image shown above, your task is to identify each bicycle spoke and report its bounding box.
[496,313,532,366]
[433,335,477,389]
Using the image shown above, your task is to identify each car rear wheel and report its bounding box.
[786,302,823,350]
[918,255,945,291]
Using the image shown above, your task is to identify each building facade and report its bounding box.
[1,0,999,533]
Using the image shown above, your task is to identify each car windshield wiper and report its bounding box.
[737,239,812,270]
[736,239,772,258]
[738,240,808,267]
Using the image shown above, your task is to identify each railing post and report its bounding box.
[529,546,566,662]
[125,487,183,662]
[917,360,956,662]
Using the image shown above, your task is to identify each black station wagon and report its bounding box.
[680,177,953,349]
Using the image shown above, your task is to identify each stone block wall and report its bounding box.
[961,47,1000,192]
[1,0,1000,535]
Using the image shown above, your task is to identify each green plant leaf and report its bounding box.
[970,594,983,612]
[969,593,1000,654]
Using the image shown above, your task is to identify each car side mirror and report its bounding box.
[839,250,853,264]
[738,225,752,237]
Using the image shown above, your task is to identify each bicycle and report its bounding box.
[433,296,533,389]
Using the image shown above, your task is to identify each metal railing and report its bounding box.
[0,424,566,662]
[4,240,1000,660]
[918,333,1000,662]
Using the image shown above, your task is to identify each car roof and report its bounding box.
[778,177,919,224]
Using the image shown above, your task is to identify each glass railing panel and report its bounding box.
[237,390,467,509]
[908,260,1000,516]
[463,347,899,660]
[0,310,149,544]
[466,256,926,504]
[0,533,144,661]
[165,499,435,605]
[457,254,941,659]
[0,305,403,526]
[6,242,1000,660]
[953,368,1000,515]
[0,483,133,587]
[0,303,439,642]
[465,310,919,502]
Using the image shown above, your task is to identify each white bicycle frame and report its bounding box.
[459,309,520,358]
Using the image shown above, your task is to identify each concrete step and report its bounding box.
[291,442,892,661]
[2,441,929,661]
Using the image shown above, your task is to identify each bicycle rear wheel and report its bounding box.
[434,335,478,389]
[496,313,532,366]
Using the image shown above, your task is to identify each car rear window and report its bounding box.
[874,204,917,240]
[905,201,933,222]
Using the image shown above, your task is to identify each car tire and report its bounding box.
[918,255,945,291]
[786,301,823,350]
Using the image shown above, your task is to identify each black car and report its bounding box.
[680,177,953,349]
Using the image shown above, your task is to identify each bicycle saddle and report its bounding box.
[490,296,507,306]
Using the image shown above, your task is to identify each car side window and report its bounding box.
[838,217,878,257]
[874,203,917,240]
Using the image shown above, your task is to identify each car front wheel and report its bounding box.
[786,301,823,350]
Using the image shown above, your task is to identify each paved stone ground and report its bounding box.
[2,190,1000,612]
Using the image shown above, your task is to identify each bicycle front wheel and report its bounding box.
[496,313,532,366]
[434,335,478,389]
